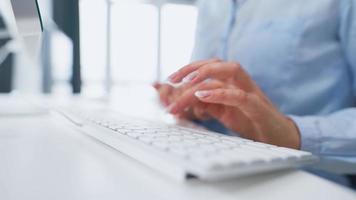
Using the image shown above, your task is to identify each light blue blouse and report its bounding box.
[191,0,356,185]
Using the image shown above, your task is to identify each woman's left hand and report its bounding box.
[168,60,301,149]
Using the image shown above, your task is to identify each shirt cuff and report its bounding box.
[288,115,322,155]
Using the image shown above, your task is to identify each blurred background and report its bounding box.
[0,0,198,97]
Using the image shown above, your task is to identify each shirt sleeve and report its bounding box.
[288,0,356,174]
[290,111,356,174]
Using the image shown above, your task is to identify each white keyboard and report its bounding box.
[55,108,318,181]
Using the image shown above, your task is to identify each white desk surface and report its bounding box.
[0,89,356,200]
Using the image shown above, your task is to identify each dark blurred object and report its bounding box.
[348,175,356,190]
[0,52,13,93]
[0,14,5,28]
[53,0,81,94]
[0,15,13,93]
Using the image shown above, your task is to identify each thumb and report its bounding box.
[152,82,161,90]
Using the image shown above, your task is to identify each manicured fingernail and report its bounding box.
[182,71,199,83]
[195,91,211,98]
[167,103,177,114]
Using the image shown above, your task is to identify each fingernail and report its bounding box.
[167,103,177,114]
[195,91,211,98]
[182,71,199,83]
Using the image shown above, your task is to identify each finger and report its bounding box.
[168,58,221,83]
[174,111,194,121]
[193,104,211,120]
[188,63,271,104]
[152,82,161,90]
[203,104,257,139]
[202,104,225,121]
[193,108,209,120]
[185,62,254,87]
[167,80,223,115]
[157,84,173,107]
[195,88,269,123]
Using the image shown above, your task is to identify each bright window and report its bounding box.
[161,4,197,79]
[79,0,197,96]
[80,0,107,83]
[111,3,158,84]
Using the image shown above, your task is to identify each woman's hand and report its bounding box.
[168,60,301,149]
[153,82,175,107]
[153,58,221,120]
[153,82,210,120]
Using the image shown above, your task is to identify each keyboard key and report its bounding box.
[169,147,190,158]
[196,138,214,145]
[168,136,182,143]
[182,135,198,140]
[212,142,231,150]
[127,132,144,138]
[152,140,171,150]
[138,136,155,144]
